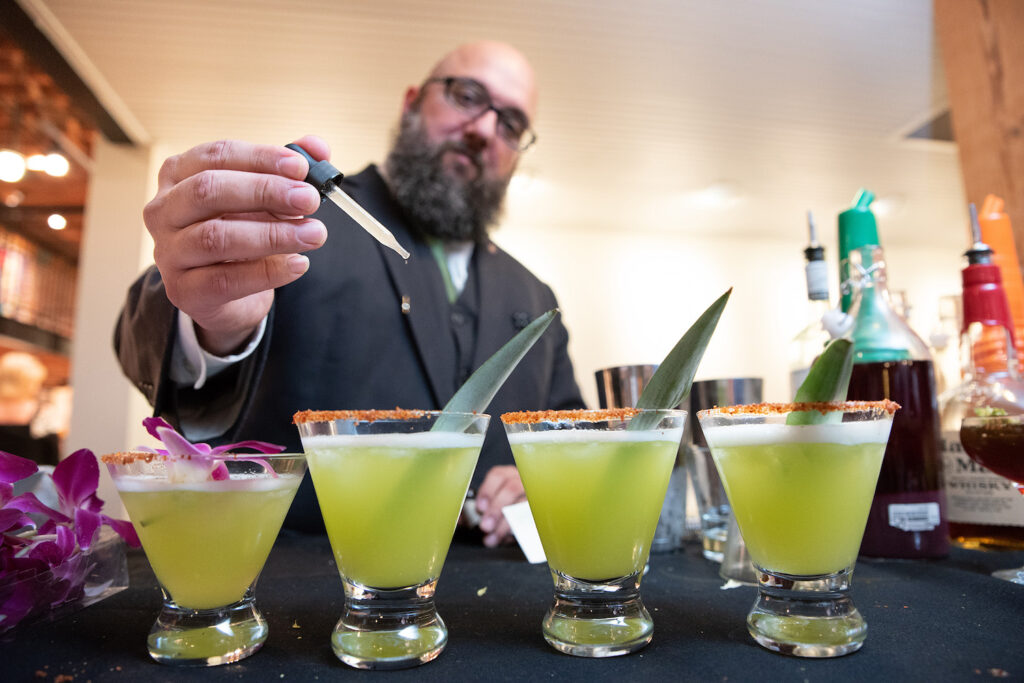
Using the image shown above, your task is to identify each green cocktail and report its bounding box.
[698,401,898,658]
[510,430,677,580]
[301,431,481,587]
[502,408,686,658]
[708,426,886,576]
[119,476,301,609]
[294,409,487,671]
[104,451,306,666]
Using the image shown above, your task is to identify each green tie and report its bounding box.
[428,238,458,304]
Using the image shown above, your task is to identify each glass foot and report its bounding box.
[147,592,267,666]
[992,565,1024,584]
[747,567,865,658]
[542,569,652,658]
[332,578,446,670]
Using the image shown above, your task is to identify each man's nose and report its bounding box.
[461,108,500,149]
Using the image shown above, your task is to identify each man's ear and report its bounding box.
[402,86,420,115]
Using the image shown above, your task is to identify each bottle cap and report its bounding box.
[837,189,879,262]
[962,262,1014,333]
[284,143,343,193]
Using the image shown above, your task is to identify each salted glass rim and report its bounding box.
[500,407,686,424]
[292,408,489,424]
[100,450,306,466]
[697,400,899,419]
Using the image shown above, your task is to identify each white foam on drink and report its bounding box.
[506,427,683,446]
[701,420,891,448]
[300,431,484,450]
[114,473,302,493]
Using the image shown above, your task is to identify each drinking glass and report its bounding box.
[960,415,1024,584]
[501,408,686,657]
[697,401,898,657]
[103,452,306,665]
[294,409,487,670]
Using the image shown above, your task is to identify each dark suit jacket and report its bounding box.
[115,165,584,531]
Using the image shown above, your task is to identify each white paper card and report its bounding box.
[502,501,546,564]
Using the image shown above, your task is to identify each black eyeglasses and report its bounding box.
[423,77,537,152]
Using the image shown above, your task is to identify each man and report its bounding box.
[115,41,584,546]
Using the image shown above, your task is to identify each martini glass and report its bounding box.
[697,401,898,657]
[960,415,1024,584]
[103,451,306,665]
[501,408,686,657]
[293,409,487,670]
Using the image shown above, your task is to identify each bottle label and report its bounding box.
[887,502,941,531]
[941,431,1024,526]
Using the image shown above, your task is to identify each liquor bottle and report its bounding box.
[788,212,834,396]
[940,204,1024,550]
[838,189,949,558]
[978,194,1024,373]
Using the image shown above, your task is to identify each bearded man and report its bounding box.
[115,41,584,544]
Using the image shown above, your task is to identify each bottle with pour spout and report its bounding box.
[788,212,835,396]
[940,204,1024,550]
[838,189,949,558]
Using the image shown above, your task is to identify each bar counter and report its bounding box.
[4,530,1022,681]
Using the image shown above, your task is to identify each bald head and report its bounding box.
[426,41,538,120]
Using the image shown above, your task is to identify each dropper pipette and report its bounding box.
[285,143,410,260]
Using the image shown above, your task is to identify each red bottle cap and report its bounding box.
[962,262,1015,335]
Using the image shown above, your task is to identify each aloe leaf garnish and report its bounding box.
[431,309,558,433]
[628,288,732,431]
[786,338,855,425]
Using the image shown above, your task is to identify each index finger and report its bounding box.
[158,140,312,190]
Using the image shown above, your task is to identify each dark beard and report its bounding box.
[384,111,510,243]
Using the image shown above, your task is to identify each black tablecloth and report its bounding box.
[3,531,1023,681]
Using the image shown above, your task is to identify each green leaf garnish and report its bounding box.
[431,309,557,432]
[629,288,732,430]
[786,338,854,425]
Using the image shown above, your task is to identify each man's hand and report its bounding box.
[474,465,527,548]
[144,135,330,355]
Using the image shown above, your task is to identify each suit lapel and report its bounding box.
[344,167,455,406]
[471,241,513,370]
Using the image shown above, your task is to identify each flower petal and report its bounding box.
[101,515,141,547]
[6,492,70,524]
[0,451,38,484]
[0,508,31,533]
[154,426,205,456]
[210,462,230,480]
[142,416,175,440]
[211,440,286,455]
[52,450,101,512]
[73,508,102,551]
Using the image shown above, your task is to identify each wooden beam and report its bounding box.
[935,0,1024,259]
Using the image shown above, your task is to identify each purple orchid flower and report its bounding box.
[140,417,284,480]
[1,449,140,634]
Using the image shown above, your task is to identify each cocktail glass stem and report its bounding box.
[332,578,446,670]
[747,566,865,658]
[147,584,267,666]
[543,569,652,657]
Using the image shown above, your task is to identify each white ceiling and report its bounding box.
[24,0,966,249]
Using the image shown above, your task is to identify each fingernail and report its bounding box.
[288,185,319,213]
[279,154,306,179]
[479,516,495,533]
[484,534,498,548]
[287,254,309,274]
[295,221,326,246]
[476,498,489,513]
